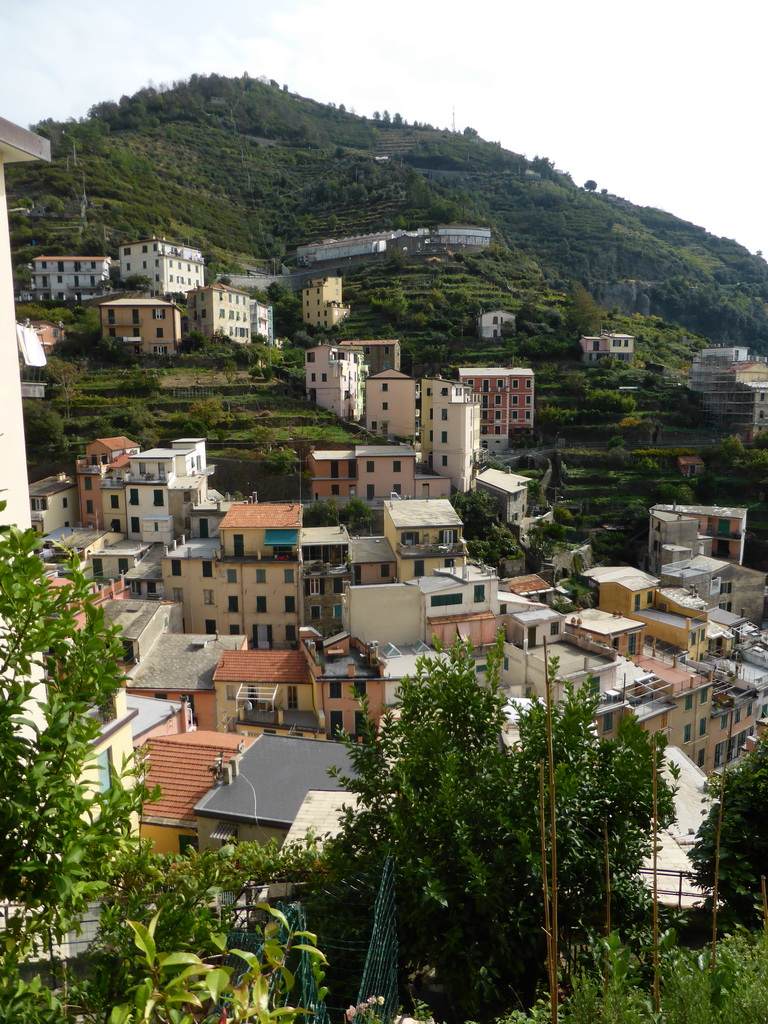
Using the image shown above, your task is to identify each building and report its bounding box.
[126,632,248,731]
[29,255,110,301]
[28,473,79,534]
[475,467,529,523]
[193,733,355,850]
[477,310,515,341]
[305,344,366,421]
[140,732,254,854]
[301,630,388,739]
[689,347,768,439]
[420,378,482,491]
[250,299,272,341]
[301,525,352,636]
[27,319,65,355]
[306,445,449,502]
[118,236,204,296]
[457,367,535,448]
[648,504,748,571]
[1,117,50,530]
[187,283,252,342]
[382,498,467,582]
[212,648,319,735]
[364,370,419,438]
[566,607,645,658]
[301,276,350,328]
[125,438,212,543]
[348,536,397,585]
[658,553,766,627]
[579,332,636,364]
[339,339,401,375]
[76,436,141,532]
[98,297,182,357]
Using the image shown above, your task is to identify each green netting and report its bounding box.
[353,856,399,1024]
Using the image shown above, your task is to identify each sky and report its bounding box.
[3,0,768,257]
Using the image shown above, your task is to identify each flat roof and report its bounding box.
[652,503,747,519]
[98,298,180,308]
[128,634,247,692]
[476,468,529,494]
[385,499,462,528]
[458,367,534,376]
[301,525,350,545]
[572,608,643,634]
[348,536,396,562]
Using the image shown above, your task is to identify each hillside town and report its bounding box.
[5,100,768,1023]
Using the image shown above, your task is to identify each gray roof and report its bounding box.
[652,503,747,520]
[385,499,462,528]
[124,543,165,581]
[168,538,220,560]
[126,693,182,740]
[194,734,355,828]
[348,536,395,562]
[133,448,181,459]
[101,599,167,640]
[301,525,350,545]
[476,468,529,494]
[128,634,246,692]
[29,474,76,496]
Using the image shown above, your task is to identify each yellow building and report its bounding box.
[84,688,141,835]
[212,648,320,736]
[383,498,467,582]
[301,276,350,328]
[187,283,252,342]
[98,297,183,356]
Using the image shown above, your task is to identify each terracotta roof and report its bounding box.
[94,436,139,449]
[142,732,254,822]
[340,339,399,346]
[503,574,552,595]
[213,649,310,684]
[219,502,302,530]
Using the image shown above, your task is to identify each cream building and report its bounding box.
[119,236,204,296]
[301,276,350,327]
[30,255,110,301]
[305,344,366,421]
[383,498,467,582]
[365,370,419,439]
[187,283,252,342]
[29,473,79,534]
[420,378,482,492]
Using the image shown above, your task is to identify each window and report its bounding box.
[550,622,560,636]
[202,561,213,578]
[683,724,692,743]
[333,603,342,619]
[226,569,237,583]
[284,568,294,583]
[697,749,705,768]
[367,461,374,472]
[441,455,448,467]
[603,712,613,732]
[118,558,129,575]
[285,596,295,613]
[441,408,448,420]
[382,382,388,392]
[172,588,182,602]
[309,578,321,595]
[699,717,707,737]
[96,749,112,793]
[129,488,139,506]
[310,605,321,620]
[721,714,729,730]
[130,516,140,534]
[353,681,367,698]
[92,557,103,578]
[171,559,181,576]
[700,687,709,704]
[285,625,296,642]
[205,619,217,634]
[233,534,244,557]
[109,494,119,510]
[333,578,345,594]
[86,499,94,514]
[256,596,267,613]
[153,490,164,507]
[441,431,448,443]
[684,694,693,711]
[228,596,239,613]
[287,686,299,710]
[380,564,390,578]
[84,477,92,491]
[431,593,462,607]
[393,460,401,473]
[204,590,214,605]
[414,560,425,578]
[329,681,342,699]
[256,568,266,583]
[473,584,486,602]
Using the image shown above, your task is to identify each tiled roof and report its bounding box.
[142,732,254,822]
[219,502,302,530]
[339,338,398,346]
[94,436,139,449]
[503,574,552,595]
[214,650,310,684]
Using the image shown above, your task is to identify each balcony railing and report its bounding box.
[397,541,465,558]
[303,561,351,576]
[700,528,742,540]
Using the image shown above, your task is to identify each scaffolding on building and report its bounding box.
[689,347,768,437]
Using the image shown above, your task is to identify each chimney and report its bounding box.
[347,662,356,678]
[223,762,232,785]
[180,696,190,733]
[230,755,239,777]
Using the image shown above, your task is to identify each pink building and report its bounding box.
[307,445,449,501]
[457,367,535,450]
[305,344,366,422]
[365,369,419,439]
[579,332,635,364]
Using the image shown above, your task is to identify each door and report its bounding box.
[527,626,537,648]
[367,484,375,499]
[199,518,209,538]
[329,710,344,738]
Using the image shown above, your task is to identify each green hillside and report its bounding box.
[7,73,768,353]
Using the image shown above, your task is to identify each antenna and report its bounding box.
[452,106,456,133]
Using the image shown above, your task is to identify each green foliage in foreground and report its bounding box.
[324,639,674,1019]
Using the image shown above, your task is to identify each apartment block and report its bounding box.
[307,445,448,502]
[365,370,419,439]
[125,439,211,543]
[30,255,110,301]
[29,472,79,534]
[76,436,141,532]
[187,283,252,342]
[420,378,482,492]
[579,332,635,363]
[305,344,366,421]
[98,297,182,357]
[301,275,350,327]
[119,236,204,296]
[383,498,467,582]
[301,525,352,636]
[649,504,748,571]
[457,366,535,449]
[212,648,319,736]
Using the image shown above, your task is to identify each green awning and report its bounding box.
[264,529,298,545]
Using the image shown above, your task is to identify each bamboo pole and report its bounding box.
[761,875,768,938]
[544,640,558,1024]
[604,815,611,995]
[539,760,552,993]
[652,736,660,1014]
[711,713,734,971]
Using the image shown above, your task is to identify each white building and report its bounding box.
[305,344,366,421]
[119,236,204,296]
[477,309,515,340]
[29,255,110,301]
[420,378,482,492]
[124,438,213,545]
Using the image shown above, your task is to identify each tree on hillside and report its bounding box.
[566,282,603,338]
[324,640,673,1018]
[584,179,598,192]
[46,356,83,419]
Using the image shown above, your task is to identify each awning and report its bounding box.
[210,822,237,841]
[264,529,298,545]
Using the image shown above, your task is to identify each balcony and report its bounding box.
[700,527,742,540]
[303,561,351,576]
[397,541,465,558]
[77,462,103,475]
